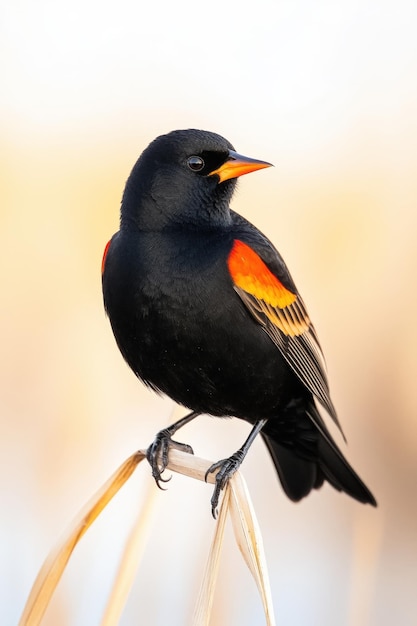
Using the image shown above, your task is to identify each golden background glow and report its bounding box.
[2,1,417,624]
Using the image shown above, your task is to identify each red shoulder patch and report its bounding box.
[101,239,112,275]
[228,239,296,308]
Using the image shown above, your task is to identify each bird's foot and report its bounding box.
[205,449,246,518]
[146,428,194,488]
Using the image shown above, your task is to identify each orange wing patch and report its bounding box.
[228,240,295,307]
[102,239,112,274]
[228,240,309,337]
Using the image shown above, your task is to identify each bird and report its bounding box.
[102,128,376,516]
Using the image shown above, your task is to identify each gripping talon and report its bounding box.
[146,419,195,489]
[204,453,245,518]
[155,474,172,490]
[210,484,222,519]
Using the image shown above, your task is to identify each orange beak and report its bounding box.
[209,150,273,183]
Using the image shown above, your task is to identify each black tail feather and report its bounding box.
[261,405,377,506]
[262,435,323,501]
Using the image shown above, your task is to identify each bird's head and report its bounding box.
[120,129,272,230]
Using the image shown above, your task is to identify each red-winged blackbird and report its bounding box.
[102,129,376,516]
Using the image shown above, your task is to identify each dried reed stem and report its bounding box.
[19,448,275,626]
[19,451,146,626]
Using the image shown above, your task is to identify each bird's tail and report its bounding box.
[261,404,376,506]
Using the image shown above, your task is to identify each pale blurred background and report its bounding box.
[2,0,417,624]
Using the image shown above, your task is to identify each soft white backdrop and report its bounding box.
[2,1,417,624]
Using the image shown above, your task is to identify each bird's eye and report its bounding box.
[187,156,205,172]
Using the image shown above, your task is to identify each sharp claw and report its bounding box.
[155,474,172,490]
[146,430,194,490]
[211,486,220,519]
[206,451,246,517]
[157,473,172,484]
[205,459,222,483]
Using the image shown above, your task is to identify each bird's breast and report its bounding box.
[104,229,236,363]
[103,228,297,418]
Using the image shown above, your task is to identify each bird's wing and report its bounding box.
[227,237,344,437]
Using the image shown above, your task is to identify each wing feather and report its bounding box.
[228,239,344,437]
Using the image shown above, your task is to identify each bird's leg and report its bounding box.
[146,411,199,488]
[205,418,268,518]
